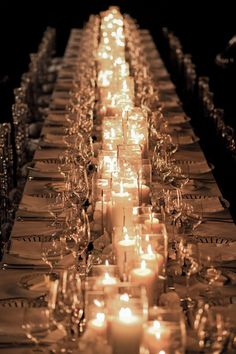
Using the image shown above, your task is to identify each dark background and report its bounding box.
[0,0,235,108]
[0,0,236,216]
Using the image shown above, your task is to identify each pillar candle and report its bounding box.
[130,260,156,306]
[116,233,136,277]
[110,307,143,354]
[111,182,133,229]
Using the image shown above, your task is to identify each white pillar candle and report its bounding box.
[130,260,156,306]
[143,321,170,354]
[116,233,136,277]
[144,214,161,233]
[111,182,133,230]
[140,244,159,273]
[110,307,143,354]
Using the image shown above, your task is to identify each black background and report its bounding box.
[0,0,235,91]
[0,0,236,215]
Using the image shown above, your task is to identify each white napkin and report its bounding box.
[168,115,190,125]
[11,221,59,237]
[34,149,65,160]
[3,251,75,268]
[43,133,66,146]
[34,161,60,173]
[179,160,211,175]
[0,308,65,342]
[19,195,65,215]
[184,196,224,213]
[10,240,52,259]
[198,242,236,262]
[173,134,199,145]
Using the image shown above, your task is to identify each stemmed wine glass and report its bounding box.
[47,193,65,227]
[41,235,71,273]
[178,238,200,306]
[198,246,222,299]
[49,270,84,351]
[194,301,230,353]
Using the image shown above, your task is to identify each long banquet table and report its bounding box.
[0,12,236,354]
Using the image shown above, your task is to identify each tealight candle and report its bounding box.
[96,272,118,294]
[140,244,159,273]
[111,182,133,229]
[116,233,136,277]
[144,214,161,233]
[110,307,143,354]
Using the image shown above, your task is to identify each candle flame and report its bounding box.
[147,244,154,255]
[96,312,105,323]
[120,181,124,194]
[101,272,117,285]
[122,80,128,91]
[105,260,109,266]
[139,246,144,255]
[153,320,161,329]
[141,260,146,270]
[110,127,115,138]
[94,299,103,307]
[145,235,150,242]
[120,293,129,302]
[119,307,132,320]
[124,233,129,241]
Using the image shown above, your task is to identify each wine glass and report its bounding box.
[178,238,200,306]
[47,193,65,227]
[41,235,69,272]
[194,303,230,353]
[49,270,84,350]
[198,245,222,298]
[148,307,187,354]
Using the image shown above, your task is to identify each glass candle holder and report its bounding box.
[148,307,187,354]
[107,283,147,354]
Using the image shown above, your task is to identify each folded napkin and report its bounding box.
[41,125,67,136]
[175,150,206,162]
[194,221,236,238]
[198,242,236,262]
[42,133,66,146]
[18,195,65,218]
[51,97,69,107]
[183,196,224,213]
[34,161,61,173]
[0,308,65,343]
[3,249,75,268]
[45,114,68,126]
[0,269,50,298]
[178,160,212,175]
[34,149,64,160]
[11,221,59,237]
[172,134,199,146]
[167,115,190,125]
[9,240,53,259]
